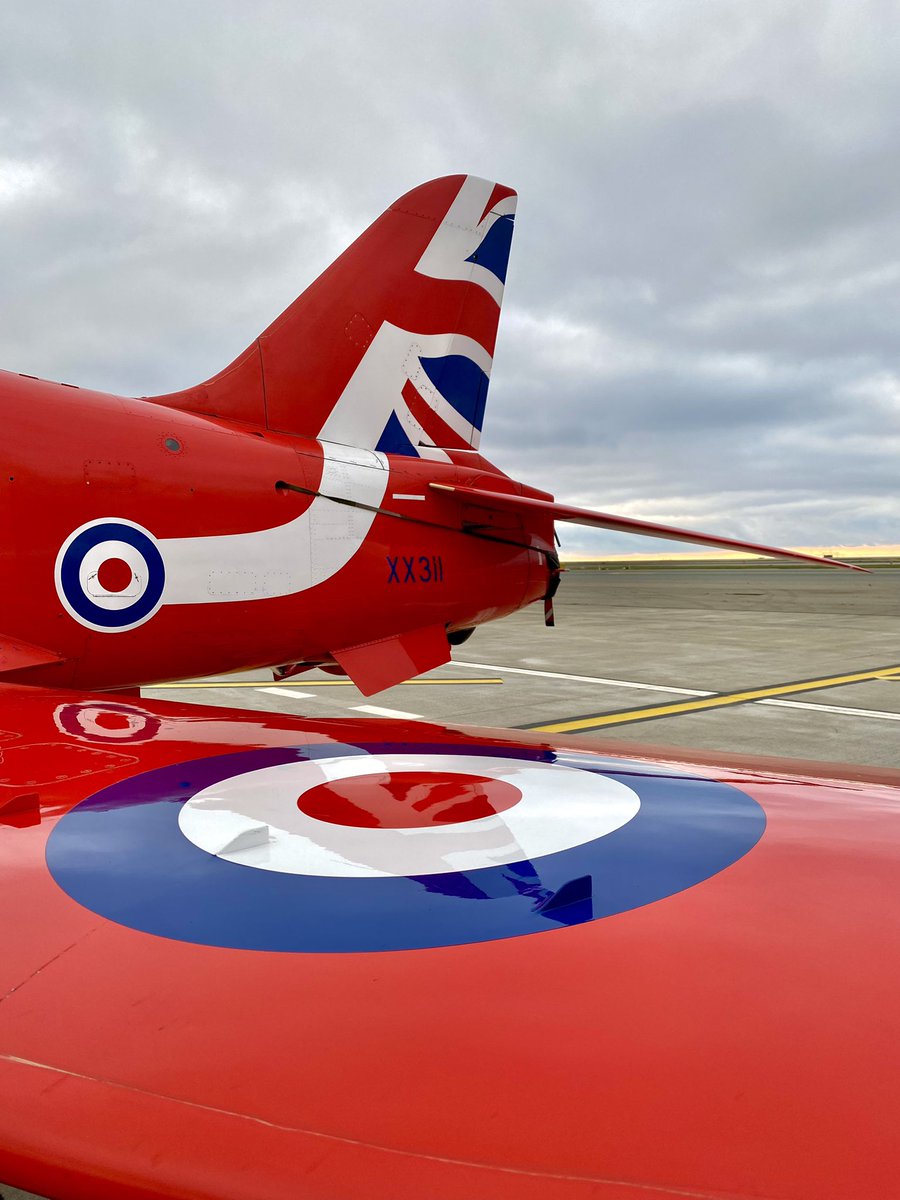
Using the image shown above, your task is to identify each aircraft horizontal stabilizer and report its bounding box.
[429,484,867,571]
[332,624,451,696]
[0,635,66,676]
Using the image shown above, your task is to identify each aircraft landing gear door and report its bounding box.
[293,443,389,585]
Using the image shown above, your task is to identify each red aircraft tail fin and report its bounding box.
[146,176,516,458]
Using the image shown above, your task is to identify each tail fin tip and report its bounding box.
[147,174,517,459]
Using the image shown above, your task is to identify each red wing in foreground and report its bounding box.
[430,483,868,570]
[0,683,898,1199]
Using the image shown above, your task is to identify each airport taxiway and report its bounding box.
[142,566,900,770]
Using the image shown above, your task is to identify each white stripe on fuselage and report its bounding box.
[160,442,389,605]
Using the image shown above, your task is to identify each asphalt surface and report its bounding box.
[138,566,900,770]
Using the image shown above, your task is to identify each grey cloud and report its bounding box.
[0,0,898,552]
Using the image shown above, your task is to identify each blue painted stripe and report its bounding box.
[376,410,419,457]
[465,213,514,284]
[418,355,489,432]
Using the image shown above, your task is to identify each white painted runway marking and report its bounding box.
[256,688,316,700]
[451,660,900,723]
[449,659,707,696]
[762,699,900,721]
[352,705,423,720]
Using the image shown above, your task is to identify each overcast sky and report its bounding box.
[1,1,899,553]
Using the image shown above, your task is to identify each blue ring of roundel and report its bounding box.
[46,742,765,953]
[59,521,165,629]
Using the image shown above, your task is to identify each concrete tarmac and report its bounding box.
[141,566,900,771]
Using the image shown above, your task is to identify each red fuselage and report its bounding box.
[0,371,553,690]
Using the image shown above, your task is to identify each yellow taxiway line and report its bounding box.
[530,663,900,733]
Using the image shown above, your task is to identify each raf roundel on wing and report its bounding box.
[47,741,766,952]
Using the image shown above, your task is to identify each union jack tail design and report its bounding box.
[148,176,516,458]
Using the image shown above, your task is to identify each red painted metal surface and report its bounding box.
[0,383,552,692]
[1,174,892,1197]
[0,683,897,1200]
[0,175,553,696]
[0,174,857,702]
[332,623,451,695]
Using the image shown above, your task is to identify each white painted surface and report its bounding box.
[178,753,640,879]
[255,688,316,700]
[351,705,422,719]
[317,321,488,456]
[414,174,515,306]
[763,698,900,721]
[451,660,900,722]
[81,538,146,604]
[161,442,389,604]
[449,659,709,695]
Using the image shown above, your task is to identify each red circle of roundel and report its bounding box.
[298,771,522,829]
[94,711,135,732]
[96,557,134,593]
